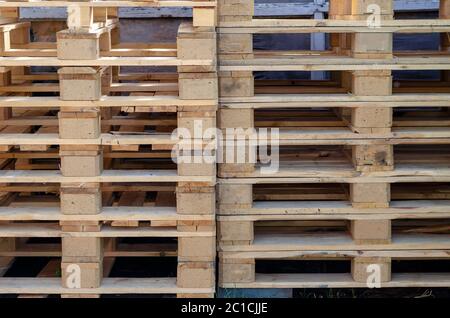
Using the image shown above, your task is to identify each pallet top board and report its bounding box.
[0,134,179,146]
[0,82,178,92]
[0,170,215,183]
[0,45,180,58]
[220,56,450,71]
[221,93,450,109]
[0,1,216,8]
[0,223,215,237]
[0,129,448,147]
[0,96,217,110]
[220,128,450,145]
[218,200,450,220]
[220,232,450,252]
[218,164,450,183]
[0,277,214,294]
[6,243,178,258]
[0,56,214,67]
[221,273,450,289]
[220,249,450,260]
[218,19,450,34]
[0,206,214,221]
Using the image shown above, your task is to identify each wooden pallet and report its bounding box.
[217,180,450,288]
[0,1,218,298]
[216,0,450,291]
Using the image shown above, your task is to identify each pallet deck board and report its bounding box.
[218,163,450,182]
[218,19,450,34]
[0,206,214,221]
[220,93,450,108]
[0,96,217,108]
[0,56,214,67]
[220,232,450,252]
[220,56,450,71]
[219,200,450,219]
[221,273,450,289]
[0,223,215,237]
[0,277,214,294]
[0,170,215,183]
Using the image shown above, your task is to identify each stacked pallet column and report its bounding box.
[176,21,217,298]
[57,6,104,297]
[340,0,394,283]
[216,0,254,288]
[442,0,450,82]
[0,8,15,276]
[217,0,254,175]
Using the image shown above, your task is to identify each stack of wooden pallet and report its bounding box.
[217,0,450,291]
[1,0,450,299]
[0,1,217,297]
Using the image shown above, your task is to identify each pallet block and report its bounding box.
[217,0,254,22]
[177,111,216,136]
[218,34,253,57]
[350,70,392,96]
[177,262,215,288]
[58,110,101,139]
[61,262,102,289]
[57,30,101,60]
[350,219,391,244]
[219,108,254,129]
[351,108,392,133]
[218,184,252,211]
[219,71,254,97]
[61,237,103,263]
[178,73,218,100]
[219,258,255,284]
[176,186,215,215]
[58,67,106,101]
[351,257,391,283]
[178,159,216,177]
[352,144,394,172]
[60,183,102,215]
[178,237,216,262]
[350,183,390,208]
[60,145,103,177]
[351,33,393,59]
[218,220,253,244]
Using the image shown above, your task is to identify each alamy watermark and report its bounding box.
[171,120,280,175]
[366,264,382,289]
[367,4,382,29]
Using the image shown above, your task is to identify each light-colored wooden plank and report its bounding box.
[0,277,214,294]
[0,223,215,237]
[221,273,450,289]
